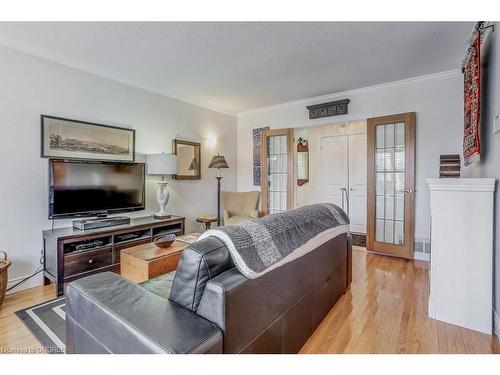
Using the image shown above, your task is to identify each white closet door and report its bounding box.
[348,134,367,233]
[321,136,348,210]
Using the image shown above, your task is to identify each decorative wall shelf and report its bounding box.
[306,99,350,119]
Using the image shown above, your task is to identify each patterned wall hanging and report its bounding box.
[252,126,269,186]
[462,31,481,165]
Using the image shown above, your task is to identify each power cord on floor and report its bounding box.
[6,268,43,292]
[6,248,45,292]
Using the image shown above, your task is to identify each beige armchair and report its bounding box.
[221,191,260,225]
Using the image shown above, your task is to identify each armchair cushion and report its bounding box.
[221,191,260,225]
[225,215,256,225]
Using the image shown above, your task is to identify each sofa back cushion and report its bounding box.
[169,237,234,311]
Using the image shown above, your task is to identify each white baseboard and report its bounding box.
[413,251,430,262]
[5,273,44,295]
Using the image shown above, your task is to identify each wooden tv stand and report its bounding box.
[43,215,185,296]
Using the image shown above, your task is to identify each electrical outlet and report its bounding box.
[493,115,500,134]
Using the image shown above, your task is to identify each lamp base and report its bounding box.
[154,212,172,220]
[155,180,171,220]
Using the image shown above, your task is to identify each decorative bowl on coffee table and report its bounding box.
[154,234,176,248]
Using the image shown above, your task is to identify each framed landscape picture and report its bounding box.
[41,115,135,161]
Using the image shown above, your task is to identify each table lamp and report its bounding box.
[147,153,178,219]
[208,154,229,226]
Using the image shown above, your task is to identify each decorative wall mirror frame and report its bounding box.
[297,137,309,186]
[172,139,201,180]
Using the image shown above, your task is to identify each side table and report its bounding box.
[196,215,218,230]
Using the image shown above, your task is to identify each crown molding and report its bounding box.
[0,36,462,119]
[0,40,237,117]
[238,69,462,118]
[426,178,496,192]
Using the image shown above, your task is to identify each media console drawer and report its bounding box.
[64,247,113,278]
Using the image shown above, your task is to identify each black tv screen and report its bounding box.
[49,160,145,219]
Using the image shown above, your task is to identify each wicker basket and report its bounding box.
[0,251,11,307]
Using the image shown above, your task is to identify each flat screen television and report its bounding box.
[48,159,146,219]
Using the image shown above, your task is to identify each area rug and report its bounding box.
[15,297,66,354]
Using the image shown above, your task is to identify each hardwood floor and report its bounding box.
[301,247,500,353]
[0,247,499,354]
[0,284,55,353]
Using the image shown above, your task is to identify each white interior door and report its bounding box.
[348,134,367,233]
[321,136,348,210]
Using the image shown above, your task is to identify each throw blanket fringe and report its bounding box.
[199,203,349,279]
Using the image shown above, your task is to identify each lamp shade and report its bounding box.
[208,154,229,169]
[147,153,178,175]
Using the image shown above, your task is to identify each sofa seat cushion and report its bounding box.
[225,215,254,225]
[140,271,176,299]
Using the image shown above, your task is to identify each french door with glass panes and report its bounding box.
[367,113,415,259]
[261,128,294,215]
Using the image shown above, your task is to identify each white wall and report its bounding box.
[0,45,237,292]
[461,22,500,335]
[237,71,464,246]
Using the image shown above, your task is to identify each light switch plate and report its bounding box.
[494,115,500,134]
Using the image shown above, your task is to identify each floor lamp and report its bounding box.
[208,154,229,226]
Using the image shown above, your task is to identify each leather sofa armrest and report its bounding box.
[66,272,223,354]
[196,267,247,331]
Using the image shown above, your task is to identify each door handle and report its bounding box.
[340,187,350,215]
[350,187,357,191]
[404,188,415,194]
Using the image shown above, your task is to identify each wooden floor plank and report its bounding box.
[0,248,499,354]
[0,284,55,354]
[300,248,500,354]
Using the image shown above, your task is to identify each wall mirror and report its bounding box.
[173,139,201,179]
[297,137,309,186]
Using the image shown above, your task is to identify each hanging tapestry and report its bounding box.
[252,126,269,186]
[463,32,481,165]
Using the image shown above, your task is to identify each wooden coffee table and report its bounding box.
[120,234,200,283]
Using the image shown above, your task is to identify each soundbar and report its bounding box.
[73,216,131,230]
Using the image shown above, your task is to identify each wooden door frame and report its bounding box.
[366,112,415,259]
[261,128,294,216]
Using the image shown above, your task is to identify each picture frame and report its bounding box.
[41,115,135,162]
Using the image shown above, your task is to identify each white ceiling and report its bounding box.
[0,22,473,115]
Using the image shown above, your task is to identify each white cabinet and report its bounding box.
[426,178,495,334]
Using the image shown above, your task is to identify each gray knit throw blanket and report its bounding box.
[199,203,349,279]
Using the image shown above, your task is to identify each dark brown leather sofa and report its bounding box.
[66,233,352,354]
